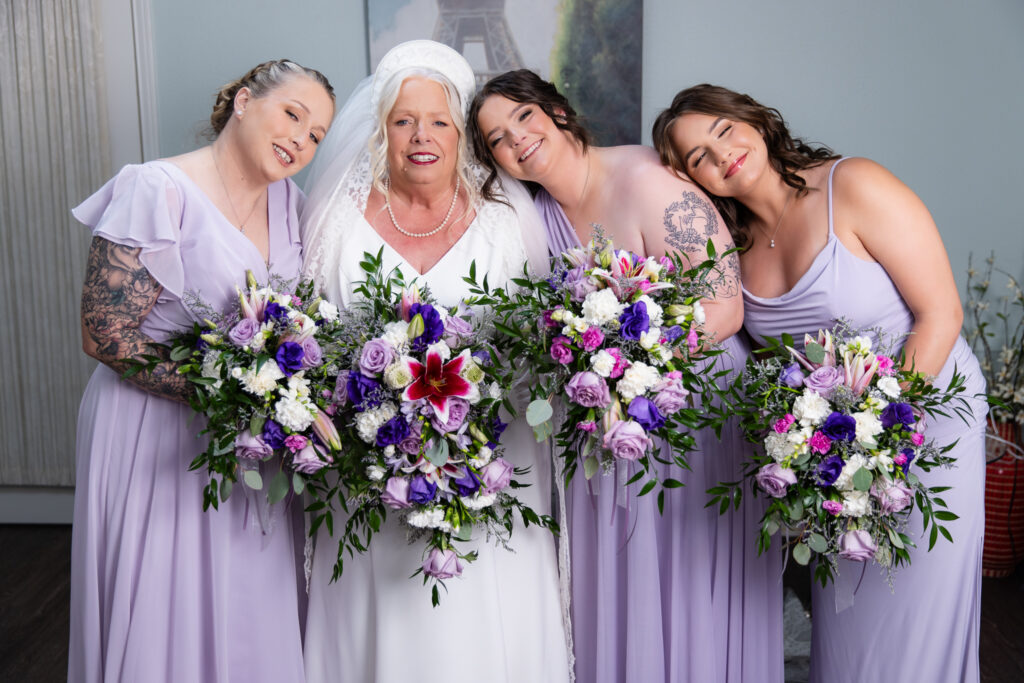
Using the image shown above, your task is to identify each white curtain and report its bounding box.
[0,0,110,485]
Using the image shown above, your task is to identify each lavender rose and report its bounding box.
[602,420,653,461]
[755,463,798,498]
[838,529,877,562]
[359,338,395,375]
[550,336,574,365]
[804,366,844,396]
[443,315,474,347]
[291,444,329,474]
[565,371,611,408]
[398,419,423,455]
[234,431,272,460]
[626,396,666,431]
[381,477,412,509]
[430,397,470,433]
[275,341,305,376]
[409,476,438,505]
[301,337,323,368]
[479,457,514,494]
[871,479,914,513]
[228,318,260,347]
[779,363,805,388]
[422,547,464,580]
[651,374,689,414]
[565,265,598,302]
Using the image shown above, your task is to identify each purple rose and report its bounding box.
[602,420,653,461]
[264,301,289,324]
[275,341,305,376]
[479,457,514,494]
[422,547,463,579]
[820,412,856,442]
[228,318,260,347]
[564,265,598,302]
[838,529,877,562]
[376,416,411,447]
[430,397,470,433]
[408,303,443,352]
[381,477,412,509]
[565,371,611,408]
[755,463,798,498]
[651,375,689,414]
[359,339,395,375]
[871,479,914,514]
[398,420,423,455]
[261,419,286,450]
[346,372,381,409]
[779,363,805,388]
[626,396,666,431]
[234,431,272,460]
[815,454,845,487]
[443,315,474,347]
[804,366,844,396]
[332,370,349,406]
[301,337,323,368]
[881,402,916,430]
[662,325,684,344]
[452,467,482,497]
[618,301,650,340]
[291,444,329,474]
[409,476,438,505]
[550,336,574,365]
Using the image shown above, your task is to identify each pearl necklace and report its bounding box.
[385,175,461,238]
[212,146,264,235]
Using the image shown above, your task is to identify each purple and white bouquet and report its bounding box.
[467,237,727,507]
[711,323,970,585]
[312,251,555,605]
[137,272,344,511]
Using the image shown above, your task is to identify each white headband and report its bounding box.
[371,40,476,114]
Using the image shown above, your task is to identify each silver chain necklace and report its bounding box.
[212,147,264,235]
[384,175,461,238]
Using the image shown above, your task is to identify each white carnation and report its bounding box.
[407,507,450,530]
[316,300,339,322]
[692,301,706,326]
[366,465,386,481]
[876,376,901,399]
[463,493,497,510]
[230,367,243,379]
[793,389,830,426]
[853,411,884,443]
[639,328,661,350]
[651,346,672,365]
[840,490,871,517]
[617,362,659,401]
[274,394,316,432]
[487,382,502,401]
[764,432,793,462]
[240,361,285,395]
[590,350,616,377]
[636,295,664,326]
[581,289,625,325]
[834,454,869,492]
[201,350,222,379]
[473,445,493,466]
[381,321,410,348]
[427,340,451,361]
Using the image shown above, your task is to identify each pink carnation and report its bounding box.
[606,348,629,379]
[284,434,308,452]
[822,500,843,516]
[910,433,925,446]
[577,421,597,433]
[876,355,896,376]
[686,328,699,353]
[773,414,796,433]
[550,336,574,364]
[580,327,605,352]
[893,453,908,467]
[637,280,653,294]
[808,431,832,455]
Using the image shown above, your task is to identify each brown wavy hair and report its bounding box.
[468,69,591,202]
[651,84,837,248]
[206,59,335,139]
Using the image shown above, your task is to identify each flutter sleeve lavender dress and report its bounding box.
[742,159,987,683]
[537,189,783,683]
[68,161,308,683]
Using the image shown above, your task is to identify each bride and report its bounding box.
[300,41,571,682]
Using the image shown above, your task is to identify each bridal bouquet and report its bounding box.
[467,237,727,508]
[312,251,555,605]
[710,323,970,586]
[125,272,344,511]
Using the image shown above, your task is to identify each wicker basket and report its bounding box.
[982,420,1024,578]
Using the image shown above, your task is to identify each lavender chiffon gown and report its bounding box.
[742,159,987,683]
[69,162,308,682]
[537,189,783,683]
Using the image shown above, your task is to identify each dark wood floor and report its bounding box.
[2,525,1022,682]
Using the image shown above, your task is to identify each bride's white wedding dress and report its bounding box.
[302,154,571,683]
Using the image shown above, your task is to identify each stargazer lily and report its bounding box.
[402,348,474,422]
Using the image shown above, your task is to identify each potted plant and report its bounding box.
[964,253,1024,577]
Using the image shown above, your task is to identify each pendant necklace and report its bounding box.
[212,147,264,235]
[759,187,795,248]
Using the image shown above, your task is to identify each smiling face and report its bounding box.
[384,76,461,189]
[235,75,334,181]
[475,93,569,183]
[669,113,770,198]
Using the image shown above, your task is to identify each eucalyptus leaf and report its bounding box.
[583,456,600,480]
[292,472,306,495]
[804,341,826,365]
[792,542,812,565]
[807,533,828,553]
[525,399,553,427]
[249,413,266,437]
[887,527,904,549]
[852,467,873,492]
[267,470,289,504]
[532,420,553,443]
[219,477,234,502]
[425,439,450,467]
[243,469,264,490]
[765,518,781,537]
[454,524,473,541]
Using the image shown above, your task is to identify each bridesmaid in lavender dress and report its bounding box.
[68,61,334,682]
[470,71,784,683]
[654,84,987,683]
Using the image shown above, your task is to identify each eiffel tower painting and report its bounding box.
[431,0,523,87]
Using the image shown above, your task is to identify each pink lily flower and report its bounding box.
[399,286,423,322]
[402,348,473,422]
[311,409,342,451]
[844,352,880,395]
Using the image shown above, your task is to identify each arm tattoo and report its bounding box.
[80,236,189,402]
[663,191,741,299]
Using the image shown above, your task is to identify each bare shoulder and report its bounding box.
[831,157,920,214]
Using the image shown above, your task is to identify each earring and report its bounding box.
[235,109,243,118]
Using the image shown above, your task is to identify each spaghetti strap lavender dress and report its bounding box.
[68,161,308,682]
[742,159,987,683]
[537,189,783,683]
